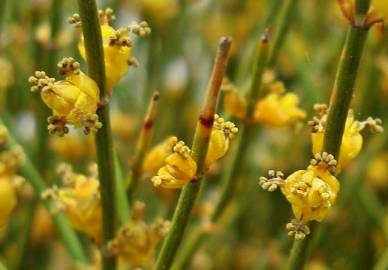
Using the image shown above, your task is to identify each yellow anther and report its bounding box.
[68,13,81,28]
[57,57,81,75]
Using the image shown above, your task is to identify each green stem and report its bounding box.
[0,118,87,265]
[76,1,116,269]
[0,0,6,33]
[286,0,371,269]
[268,0,298,66]
[172,34,269,270]
[154,37,232,270]
[126,91,160,205]
[114,154,130,225]
[16,2,62,269]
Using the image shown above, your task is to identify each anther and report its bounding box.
[57,57,81,76]
[286,219,310,240]
[68,14,81,28]
[310,152,337,174]
[259,170,284,192]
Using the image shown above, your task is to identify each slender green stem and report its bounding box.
[76,1,116,269]
[0,0,6,33]
[172,34,269,270]
[16,2,62,269]
[114,153,130,225]
[268,0,298,66]
[127,91,160,205]
[0,118,87,265]
[286,0,371,269]
[154,37,232,270]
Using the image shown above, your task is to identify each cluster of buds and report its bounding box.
[42,163,102,243]
[29,57,101,136]
[309,104,383,170]
[107,202,170,268]
[0,126,24,227]
[260,152,340,240]
[146,114,238,189]
[222,79,306,127]
[74,8,151,93]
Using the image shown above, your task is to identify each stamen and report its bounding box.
[259,170,285,192]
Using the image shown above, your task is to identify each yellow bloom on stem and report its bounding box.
[42,164,102,243]
[151,140,197,189]
[142,136,178,174]
[310,106,383,170]
[150,115,237,188]
[29,58,102,136]
[205,114,238,166]
[259,152,339,239]
[76,8,150,93]
[254,91,306,127]
[281,165,339,223]
[0,176,17,227]
[108,202,170,268]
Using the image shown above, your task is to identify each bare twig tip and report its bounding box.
[261,29,270,43]
[152,91,160,101]
[219,36,232,51]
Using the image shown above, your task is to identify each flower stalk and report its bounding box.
[286,0,372,269]
[154,36,232,270]
[172,33,269,270]
[268,0,298,66]
[126,91,160,205]
[76,0,117,269]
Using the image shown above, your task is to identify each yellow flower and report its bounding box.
[0,176,17,227]
[366,153,388,190]
[140,0,178,28]
[0,57,14,94]
[205,114,238,167]
[142,136,178,174]
[151,140,197,189]
[254,91,306,127]
[29,58,102,136]
[222,86,247,120]
[281,165,339,223]
[311,107,383,170]
[259,152,340,239]
[108,202,170,268]
[42,164,101,242]
[77,9,150,92]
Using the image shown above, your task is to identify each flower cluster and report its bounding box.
[260,152,340,240]
[29,57,101,136]
[146,115,238,189]
[107,201,170,268]
[223,79,306,127]
[309,104,383,170]
[42,163,102,243]
[74,8,151,93]
[0,126,24,227]
[259,103,383,239]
